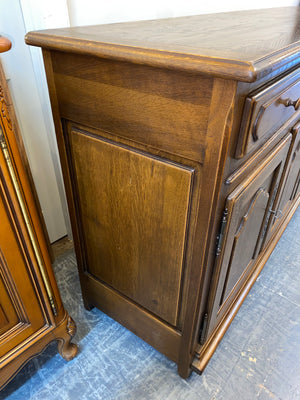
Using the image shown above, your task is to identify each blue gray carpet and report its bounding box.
[1,209,300,400]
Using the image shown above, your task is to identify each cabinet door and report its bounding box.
[206,135,291,335]
[0,181,47,359]
[270,122,300,232]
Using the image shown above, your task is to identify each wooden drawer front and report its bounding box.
[51,51,213,163]
[211,134,291,322]
[67,124,195,327]
[236,69,300,158]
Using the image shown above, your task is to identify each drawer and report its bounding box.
[236,69,300,158]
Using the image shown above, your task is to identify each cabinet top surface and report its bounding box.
[25,7,300,82]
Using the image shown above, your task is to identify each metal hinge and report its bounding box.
[260,182,280,240]
[199,312,209,345]
[215,208,228,256]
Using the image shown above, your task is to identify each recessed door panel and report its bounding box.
[263,123,300,245]
[219,187,270,305]
[0,188,47,359]
[276,123,300,216]
[68,126,194,326]
[205,134,291,340]
[0,273,19,336]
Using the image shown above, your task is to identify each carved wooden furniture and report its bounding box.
[26,7,300,378]
[0,38,77,390]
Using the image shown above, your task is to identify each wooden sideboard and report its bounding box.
[0,41,77,390]
[26,7,300,378]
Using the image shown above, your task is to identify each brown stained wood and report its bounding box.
[0,141,77,388]
[0,303,9,331]
[0,273,18,335]
[0,313,77,389]
[226,122,295,186]
[26,7,300,379]
[177,78,237,377]
[206,134,291,339]
[51,52,212,163]
[279,123,300,208]
[0,59,77,390]
[25,8,300,82]
[192,194,300,374]
[219,188,269,304]
[0,60,54,262]
[0,182,46,359]
[0,36,11,53]
[87,274,182,363]
[236,69,300,158]
[69,125,194,326]
[262,121,300,246]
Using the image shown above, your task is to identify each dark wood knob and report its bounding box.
[284,98,300,110]
[0,36,12,53]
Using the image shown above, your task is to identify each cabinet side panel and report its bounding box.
[69,126,194,326]
[51,52,213,163]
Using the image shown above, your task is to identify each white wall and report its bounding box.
[0,0,70,242]
[20,0,72,240]
[67,0,298,26]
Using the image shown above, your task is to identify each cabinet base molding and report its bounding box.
[83,274,181,363]
[0,313,78,390]
[192,195,300,374]
[56,315,78,362]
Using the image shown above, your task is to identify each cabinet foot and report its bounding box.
[57,316,78,361]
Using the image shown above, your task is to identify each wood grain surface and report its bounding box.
[26,7,300,378]
[0,55,77,390]
[25,7,300,81]
[51,51,212,163]
[69,126,194,326]
[0,36,11,53]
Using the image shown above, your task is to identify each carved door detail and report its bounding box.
[266,122,300,239]
[219,187,270,306]
[205,134,291,339]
